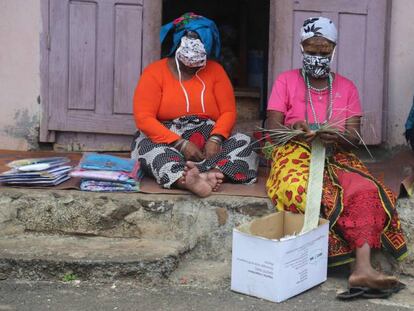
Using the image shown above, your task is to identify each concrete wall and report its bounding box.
[387,0,414,147]
[0,0,41,150]
[0,0,413,150]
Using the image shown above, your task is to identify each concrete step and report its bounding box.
[0,233,185,281]
[0,188,272,263]
[0,187,412,282]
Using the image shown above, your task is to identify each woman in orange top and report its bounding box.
[131,13,258,197]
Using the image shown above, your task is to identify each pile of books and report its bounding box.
[70,153,143,192]
[0,157,72,186]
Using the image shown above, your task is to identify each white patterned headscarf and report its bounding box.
[300,17,337,44]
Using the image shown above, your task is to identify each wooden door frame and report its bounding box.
[382,0,392,142]
[267,0,291,94]
[39,0,162,143]
[39,0,52,142]
[266,0,392,144]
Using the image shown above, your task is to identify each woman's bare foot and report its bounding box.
[181,162,222,197]
[201,168,224,192]
[184,162,224,192]
[178,175,185,185]
[349,242,399,290]
[349,267,398,290]
[212,177,222,192]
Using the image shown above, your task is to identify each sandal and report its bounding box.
[361,288,392,299]
[336,287,366,300]
[388,281,406,294]
[336,287,392,300]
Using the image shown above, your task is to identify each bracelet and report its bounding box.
[172,139,184,150]
[179,139,189,152]
[208,135,223,145]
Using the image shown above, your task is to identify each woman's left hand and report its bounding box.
[204,140,221,159]
[318,131,338,145]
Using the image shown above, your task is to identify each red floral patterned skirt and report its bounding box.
[335,171,387,250]
[266,141,408,266]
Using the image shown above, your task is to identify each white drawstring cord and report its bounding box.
[330,46,336,62]
[175,53,206,114]
[195,69,206,113]
[175,53,190,112]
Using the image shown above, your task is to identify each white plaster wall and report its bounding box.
[387,0,414,147]
[0,0,41,150]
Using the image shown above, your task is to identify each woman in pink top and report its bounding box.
[265,17,407,296]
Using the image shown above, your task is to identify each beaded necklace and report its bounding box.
[309,85,329,92]
[302,69,333,130]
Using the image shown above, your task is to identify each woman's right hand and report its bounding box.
[182,140,205,162]
[292,121,316,142]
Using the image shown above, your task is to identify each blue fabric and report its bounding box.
[160,14,221,59]
[80,153,138,173]
[405,96,414,130]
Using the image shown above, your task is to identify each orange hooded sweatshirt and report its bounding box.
[133,58,236,144]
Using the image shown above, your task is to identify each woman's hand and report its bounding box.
[204,140,221,160]
[292,121,316,142]
[317,131,338,145]
[317,116,362,147]
[182,140,205,162]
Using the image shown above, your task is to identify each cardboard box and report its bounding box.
[231,211,329,303]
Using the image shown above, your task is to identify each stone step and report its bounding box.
[0,188,272,262]
[0,233,185,281]
[0,188,412,279]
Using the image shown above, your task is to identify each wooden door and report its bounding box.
[40,0,161,148]
[268,0,390,144]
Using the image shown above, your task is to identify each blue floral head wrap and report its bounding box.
[160,12,221,59]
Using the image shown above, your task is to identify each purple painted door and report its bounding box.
[46,0,161,137]
[268,0,389,144]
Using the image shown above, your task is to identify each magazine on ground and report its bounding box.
[1,175,71,186]
[0,157,72,186]
[7,157,70,169]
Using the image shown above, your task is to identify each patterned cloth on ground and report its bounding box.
[80,180,139,192]
[77,153,143,192]
[70,170,138,185]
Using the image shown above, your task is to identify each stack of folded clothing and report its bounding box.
[70,153,143,192]
[0,157,72,186]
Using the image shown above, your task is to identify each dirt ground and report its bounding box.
[1,273,413,311]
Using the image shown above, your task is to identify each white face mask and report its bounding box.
[175,36,207,68]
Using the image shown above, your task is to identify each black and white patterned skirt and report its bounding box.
[131,115,259,188]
